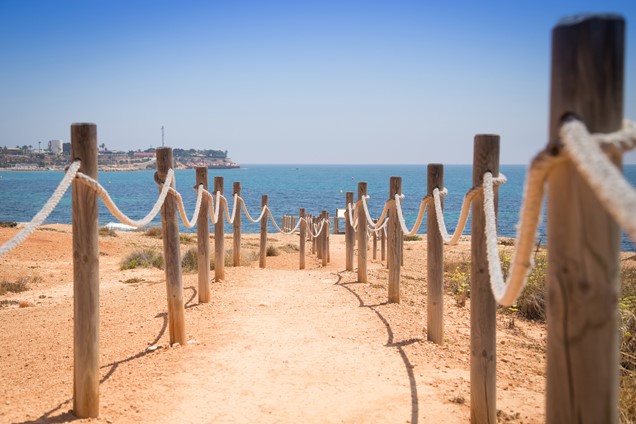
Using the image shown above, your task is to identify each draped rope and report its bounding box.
[360,195,389,230]
[0,161,81,257]
[394,195,430,236]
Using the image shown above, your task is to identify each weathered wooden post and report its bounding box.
[299,208,306,269]
[381,225,386,261]
[546,15,624,423]
[387,176,402,303]
[427,164,444,345]
[357,182,368,283]
[214,177,225,281]
[470,135,499,423]
[345,192,354,271]
[71,123,100,418]
[259,195,268,268]
[372,219,378,260]
[233,182,241,267]
[321,210,328,267]
[326,211,331,263]
[156,147,187,346]
[310,215,316,254]
[317,214,324,261]
[196,167,210,303]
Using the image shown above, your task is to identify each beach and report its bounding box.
[0,224,552,423]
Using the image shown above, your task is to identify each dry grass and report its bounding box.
[120,249,164,270]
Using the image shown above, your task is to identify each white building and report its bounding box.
[49,139,63,155]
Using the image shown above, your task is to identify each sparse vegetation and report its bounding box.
[180,234,193,244]
[144,226,162,238]
[181,248,199,273]
[120,249,164,270]
[0,300,19,308]
[404,235,422,242]
[279,243,300,253]
[123,277,144,284]
[0,276,37,296]
[99,226,117,237]
[620,265,636,423]
[445,256,471,307]
[0,221,17,228]
[266,245,280,257]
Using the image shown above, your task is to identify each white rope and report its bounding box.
[433,186,475,245]
[481,160,554,305]
[346,202,359,232]
[360,195,389,230]
[307,218,327,237]
[265,207,303,235]
[238,196,267,223]
[594,119,636,153]
[75,168,174,228]
[0,161,81,257]
[170,185,204,228]
[220,193,239,225]
[202,190,223,224]
[561,119,636,242]
[394,195,430,236]
[370,217,389,234]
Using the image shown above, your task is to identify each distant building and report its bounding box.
[49,139,63,155]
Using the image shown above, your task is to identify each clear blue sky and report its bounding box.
[0,0,634,164]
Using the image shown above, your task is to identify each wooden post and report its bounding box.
[326,211,331,263]
[334,210,340,234]
[470,135,499,423]
[427,164,444,345]
[299,208,306,269]
[71,123,99,418]
[310,215,316,254]
[233,182,241,267]
[546,15,624,423]
[321,211,328,267]
[156,147,187,346]
[357,182,368,283]
[345,192,354,271]
[259,195,268,268]
[387,176,402,303]
[317,214,323,260]
[214,177,225,281]
[196,167,210,303]
[372,220,378,260]
[381,225,386,261]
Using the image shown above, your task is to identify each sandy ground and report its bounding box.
[0,225,548,423]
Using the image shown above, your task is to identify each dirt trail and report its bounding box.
[0,226,545,423]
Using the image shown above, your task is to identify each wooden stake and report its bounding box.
[196,167,210,303]
[388,176,402,303]
[470,135,499,424]
[326,211,330,263]
[381,224,386,261]
[233,182,241,267]
[427,164,444,345]
[345,192,354,271]
[357,182,368,283]
[372,219,378,260]
[321,210,328,267]
[546,15,624,423]
[156,147,187,346]
[259,195,268,268]
[71,123,100,418]
[299,208,306,269]
[214,176,225,281]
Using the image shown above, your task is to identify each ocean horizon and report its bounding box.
[1,163,634,252]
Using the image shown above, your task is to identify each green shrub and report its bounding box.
[445,256,470,307]
[120,249,164,270]
[266,245,279,257]
[180,234,193,244]
[182,248,198,273]
[404,235,422,242]
[279,243,300,253]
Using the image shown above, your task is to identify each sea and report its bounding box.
[1,164,635,252]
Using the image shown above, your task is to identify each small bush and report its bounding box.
[182,248,198,273]
[404,235,422,242]
[144,226,162,238]
[0,300,19,308]
[620,265,636,422]
[279,243,300,253]
[120,249,164,270]
[99,226,117,237]
[0,221,17,228]
[266,245,280,257]
[445,257,470,307]
[123,277,144,284]
[180,234,193,244]
[0,277,32,296]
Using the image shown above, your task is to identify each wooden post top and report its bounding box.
[427,164,444,193]
[346,191,353,203]
[214,176,224,193]
[195,167,208,189]
[261,195,268,205]
[389,176,402,198]
[155,147,173,175]
[233,181,241,194]
[357,182,367,199]
[473,135,500,185]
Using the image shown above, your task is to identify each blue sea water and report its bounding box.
[1,164,634,252]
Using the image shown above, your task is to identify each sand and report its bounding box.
[0,224,547,423]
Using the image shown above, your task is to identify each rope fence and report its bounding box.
[0,13,634,423]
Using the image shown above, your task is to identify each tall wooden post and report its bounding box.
[387,176,402,303]
[259,195,268,268]
[311,215,316,254]
[321,211,328,267]
[427,164,444,345]
[214,177,225,281]
[317,214,323,260]
[381,225,386,261]
[470,135,499,423]
[546,15,623,423]
[196,167,210,303]
[156,147,187,347]
[299,208,306,269]
[326,211,330,263]
[357,182,368,283]
[345,192,354,271]
[71,123,100,418]
[233,182,241,267]
[372,220,378,260]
